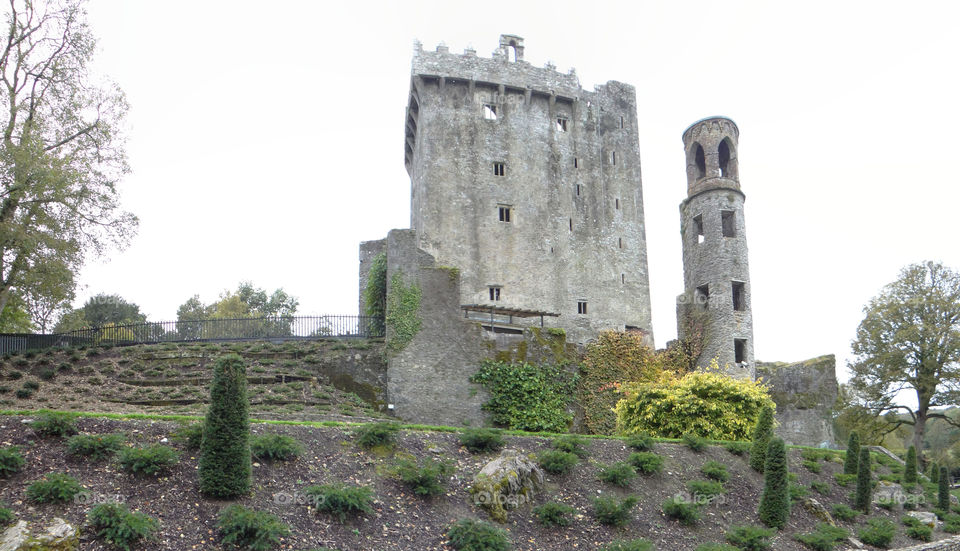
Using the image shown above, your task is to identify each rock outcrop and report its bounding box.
[470,449,545,522]
[756,354,838,447]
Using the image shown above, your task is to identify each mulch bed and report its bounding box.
[0,415,938,550]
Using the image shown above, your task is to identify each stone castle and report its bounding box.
[359,35,835,446]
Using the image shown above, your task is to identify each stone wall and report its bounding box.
[890,536,960,551]
[358,239,386,318]
[305,344,387,410]
[384,228,575,427]
[756,354,839,447]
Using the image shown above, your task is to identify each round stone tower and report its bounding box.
[676,117,754,379]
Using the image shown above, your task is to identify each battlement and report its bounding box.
[412,35,583,101]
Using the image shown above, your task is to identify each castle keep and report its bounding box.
[360,35,837,444]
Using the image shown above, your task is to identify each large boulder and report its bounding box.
[906,511,939,529]
[801,497,836,525]
[0,518,79,551]
[755,355,838,447]
[874,481,906,510]
[470,449,545,522]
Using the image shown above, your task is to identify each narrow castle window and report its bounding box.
[621,274,625,284]
[611,151,617,165]
[498,205,512,222]
[693,214,705,243]
[615,198,620,209]
[577,301,588,314]
[696,284,709,308]
[721,210,736,237]
[493,162,505,176]
[619,116,624,129]
[735,339,747,364]
[719,139,731,177]
[569,218,573,231]
[489,287,501,301]
[483,104,498,120]
[732,281,745,311]
[556,117,568,132]
[694,143,706,178]
[574,157,579,169]
[618,237,623,249]
[576,184,580,196]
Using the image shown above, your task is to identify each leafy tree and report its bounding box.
[20,262,73,332]
[758,437,789,528]
[0,294,34,332]
[176,282,299,339]
[749,406,775,472]
[939,466,950,511]
[904,445,918,484]
[0,0,136,321]
[199,354,251,498]
[849,261,960,459]
[53,293,145,332]
[844,432,861,475]
[930,461,940,483]
[833,384,910,447]
[855,448,871,513]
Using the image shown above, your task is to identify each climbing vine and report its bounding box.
[470,360,578,433]
[363,253,387,334]
[385,271,421,353]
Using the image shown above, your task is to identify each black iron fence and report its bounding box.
[0,315,384,355]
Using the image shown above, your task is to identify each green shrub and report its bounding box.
[0,446,25,477]
[794,523,849,551]
[597,462,636,487]
[843,432,860,475]
[749,406,775,472]
[593,495,638,527]
[391,456,453,497]
[702,461,730,483]
[118,444,179,475]
[199,354,251,498]
[538,450,579,475]
[470,360,577,433]
[802,460,822,473]
[858,518,896,548]
[688,479,725,501]
[696,545,739,551]
[552,434,590,458]
[250,434,303,461]
[303,484,374,522]
[725,441,750,456]
[833,473,856,487]
[790,483,809,502]
[905,521,933,542]
[15,388,32,399]
[460,428,504,453]
[903,446,918,485]
[66,433,125,460]
[810,481,830,495]
[683,433,708,452]
[354,422,401,449]
[939,465,950,511]
[628,452,664,475]
[31,411,78,437]
[26,473,84,503]
[88,503,159,551]
[218,504,290,551]
[831,503,858,521]
[533,501,576,527]
[615,369,775,440]
[38,367,55,381]
[172,422,203,450]
[0,507,14,526]
[625,432,655,451]
[724,524,775,551]
[855,447,871,512]
[930,461,940,483]
[599,540,654,551]
[662,496,700,525]
[943,514,960,533]
[758,437,789,529]
[446,518,511,551]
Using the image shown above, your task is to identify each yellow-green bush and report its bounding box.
[614,362,775,440]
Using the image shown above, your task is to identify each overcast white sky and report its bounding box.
[73,0,960,382]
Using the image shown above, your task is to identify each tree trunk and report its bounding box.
[914,408,928,466]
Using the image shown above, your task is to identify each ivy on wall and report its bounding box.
[363,252,387,334]
[470,360,579,433]
[385,271,421,353]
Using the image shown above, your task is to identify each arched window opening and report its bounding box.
[509,40,518,62]
[718,139,732,177]
[694,143,706,179]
